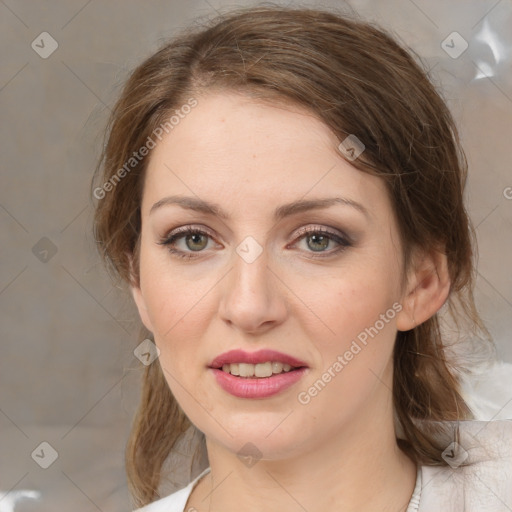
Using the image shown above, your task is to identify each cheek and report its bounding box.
[143,271,213,407]
[290,264,400,393]
[139,243,213,336]
[297,277,399,422]
[291,263,399,343]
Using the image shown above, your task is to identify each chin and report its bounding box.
[206,423,310,459]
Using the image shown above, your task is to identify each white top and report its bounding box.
[133,419,512,512]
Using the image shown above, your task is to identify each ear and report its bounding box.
[127,252,154,333]
[395,247,451,331]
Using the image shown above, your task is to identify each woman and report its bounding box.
[92,5,512,511]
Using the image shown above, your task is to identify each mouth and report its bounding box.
[208,349,309,377]
[207,349,309,398]
[208,361,309,399]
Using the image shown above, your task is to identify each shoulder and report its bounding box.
[133,467,211,512]
[418,419,512,511]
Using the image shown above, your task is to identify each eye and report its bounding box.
[158,224,352,260]
[158,226,217,260]
[290,226,352,258]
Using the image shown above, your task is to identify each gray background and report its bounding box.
[1,0,511,510]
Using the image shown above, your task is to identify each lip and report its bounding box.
[208,349,309,369]
[209,367,309,399]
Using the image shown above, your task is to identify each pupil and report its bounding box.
[187,233,207,251]
[308,234,328,251]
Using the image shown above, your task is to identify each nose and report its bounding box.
[218,244,288,335]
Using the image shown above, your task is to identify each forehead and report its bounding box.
[142,92,388,220]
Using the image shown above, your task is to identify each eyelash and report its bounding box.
[157,225,352,260]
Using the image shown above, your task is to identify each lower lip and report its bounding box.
[209,367,308,399]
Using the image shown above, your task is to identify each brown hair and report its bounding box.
[91,4,493,508]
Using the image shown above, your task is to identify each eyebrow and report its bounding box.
[149,195,370,221]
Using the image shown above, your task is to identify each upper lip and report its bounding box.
[208,349,308,369]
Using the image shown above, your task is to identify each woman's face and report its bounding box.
[132,91,415,460]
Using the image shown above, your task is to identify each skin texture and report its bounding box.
[131,92,450,512]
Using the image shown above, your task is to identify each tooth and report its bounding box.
[238,363,255,377]
[272,362,284,373]
[255,362,273,377]
[219,361,297,377]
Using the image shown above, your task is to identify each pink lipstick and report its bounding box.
[208,349,309,399]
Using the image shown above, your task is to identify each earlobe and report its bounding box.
[395,248,450,332]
